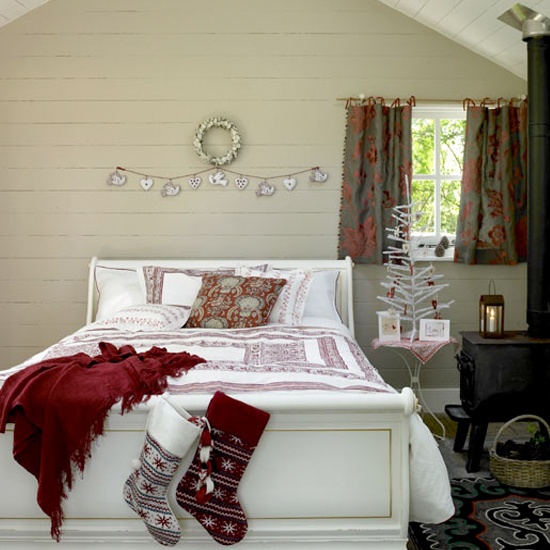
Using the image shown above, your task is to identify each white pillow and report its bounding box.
[236,267,312,326]
[300,315,350,334]
[303,270,341,322]
[140,266,203,306]
[95,266,145,321]
[94,304,190,332]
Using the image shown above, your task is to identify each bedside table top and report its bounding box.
[371,337,458,364]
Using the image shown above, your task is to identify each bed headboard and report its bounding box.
[86,257,355,337]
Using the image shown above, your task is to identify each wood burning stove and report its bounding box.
[459,333,550,418]
[454,332,550,471]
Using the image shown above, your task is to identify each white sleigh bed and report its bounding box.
[0,256,453,549]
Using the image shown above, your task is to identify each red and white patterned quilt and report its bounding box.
[0,325,394,395]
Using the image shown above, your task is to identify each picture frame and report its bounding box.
[419,318,450,341]
[377,310,401,342]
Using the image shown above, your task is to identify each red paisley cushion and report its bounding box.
[186,274,287,329]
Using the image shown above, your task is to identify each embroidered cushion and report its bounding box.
[186,274,287,329]
[141,266,229,305]
[236,267,313,325]
[140,265,270,305]
[95,304,190,332]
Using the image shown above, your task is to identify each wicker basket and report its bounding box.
[490,414,550,489]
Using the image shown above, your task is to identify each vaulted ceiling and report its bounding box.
[377,0,550,80]
[1,0,545,81]
[0,0,48,28]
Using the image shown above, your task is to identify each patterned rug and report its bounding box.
[409,477,550,549]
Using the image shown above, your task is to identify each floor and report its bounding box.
[411,412,545,549]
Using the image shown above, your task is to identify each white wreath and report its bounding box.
[193,117,242,166]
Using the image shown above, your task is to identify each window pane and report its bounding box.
[440,119,466,175]
[441,179,461,234]
[411,179,434,233]
[412,119,434,174]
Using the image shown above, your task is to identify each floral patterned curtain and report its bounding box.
[338,98,412,264]
[455,100,528,265]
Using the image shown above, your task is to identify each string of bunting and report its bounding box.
[107,165,329,198]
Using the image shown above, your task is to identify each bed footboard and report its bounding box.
[0,389,415,550]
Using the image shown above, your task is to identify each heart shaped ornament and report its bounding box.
[283,177,297,191]
[140,177,154,191]
[188,175,202,190]
[234,176,249,191]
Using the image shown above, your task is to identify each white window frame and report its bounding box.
[411,104,466,262]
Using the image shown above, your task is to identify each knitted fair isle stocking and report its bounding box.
[123,396,201,546]
[175,391,270,546]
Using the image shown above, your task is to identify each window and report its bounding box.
[411,106,466,260]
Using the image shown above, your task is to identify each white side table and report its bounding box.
[371,337,458,438]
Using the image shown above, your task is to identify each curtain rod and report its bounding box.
[337,95,527,107]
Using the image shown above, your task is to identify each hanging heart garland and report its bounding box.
[107,165,328,198]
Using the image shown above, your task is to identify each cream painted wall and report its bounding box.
[0,0,527,394]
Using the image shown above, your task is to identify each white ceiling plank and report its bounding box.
[439,0,495,37]
[479,26,524,54]
[0,0,49,28]
[376,0,528,78]
[417,0,461,25]
[20,0,50,7]
[0,0,27,20]
[392,0,429,17]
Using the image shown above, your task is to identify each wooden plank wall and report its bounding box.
[0,0,526,395]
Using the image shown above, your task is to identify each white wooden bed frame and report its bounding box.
[0,257,418,549]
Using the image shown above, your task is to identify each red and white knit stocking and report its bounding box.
[123,396,201,546]
[175,391,270,545]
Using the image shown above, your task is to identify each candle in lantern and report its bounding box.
[487,306,497,333]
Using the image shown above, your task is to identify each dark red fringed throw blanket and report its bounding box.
[0,342,205,541]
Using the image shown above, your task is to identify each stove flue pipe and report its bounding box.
[524,20,550,337]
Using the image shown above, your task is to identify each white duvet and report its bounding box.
[0,322,454,525]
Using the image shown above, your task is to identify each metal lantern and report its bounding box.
[479,281,505,338]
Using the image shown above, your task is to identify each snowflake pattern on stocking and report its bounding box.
[176,425,258,544]
[123,433,183,547]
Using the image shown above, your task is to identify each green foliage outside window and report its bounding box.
[411,117,466,236]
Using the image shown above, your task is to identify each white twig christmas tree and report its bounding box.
[378,180,454,341]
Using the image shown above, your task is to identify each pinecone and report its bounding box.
[434,243,446,257]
